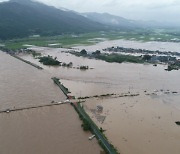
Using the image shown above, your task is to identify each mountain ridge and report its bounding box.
[82,12,140,29]
[0,0,106,40]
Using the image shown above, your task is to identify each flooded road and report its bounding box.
[0,51,102,154]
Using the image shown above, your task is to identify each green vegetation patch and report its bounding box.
[70,50,144,64]
[97,53,143,63]
[39,55,60,65]
[51,77,70,96]
[2,28,180,50]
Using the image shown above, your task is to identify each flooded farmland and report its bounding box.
[0,105,102,154]
[18,39,180,154]
[74,39,180,53]
[1,39,180,154]
[0,52,67,111]
[0,51,102,154]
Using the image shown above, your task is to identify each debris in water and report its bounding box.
[6,109,10,113]
[175,121,180,126]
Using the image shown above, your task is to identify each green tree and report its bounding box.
[80,49,87,55]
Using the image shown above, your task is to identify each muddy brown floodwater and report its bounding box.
[0,105,102,154]
[19,40,180,154]
[0,51,102,154]
[0,51,66,110]
[75,39,180,53]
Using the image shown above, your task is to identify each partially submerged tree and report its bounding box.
[92,50,101,55]
[80,49,87,55]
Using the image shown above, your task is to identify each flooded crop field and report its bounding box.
[20,39,180,154]
[0,52,66,110]
[1,39,180,154]
[74,39,180,53]
[1,0,180,153]
[0,105,102,154]
[0,51,102,154]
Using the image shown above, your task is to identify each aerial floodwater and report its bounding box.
[75,39,180,53]
[0,52,66,110]
[16,40,180,154]
[0,52,102,154]
[1,38,180,154]
[1,0,180,153]
[18,39,180,154]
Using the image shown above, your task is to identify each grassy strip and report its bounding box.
[51,77,70,97]
[71,102,119,154]
[78,103,119,154]
[11,55,43,70]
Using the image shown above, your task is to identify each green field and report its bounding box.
[1,29,180,50]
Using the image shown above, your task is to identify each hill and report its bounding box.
[82,12,139,29]
[0,0,105,40]
[82,12,178,29]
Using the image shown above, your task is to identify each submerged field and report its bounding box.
[17,42,180,154]
[1,28,180,50]
[1,32,180,154]
[0,52,103,154]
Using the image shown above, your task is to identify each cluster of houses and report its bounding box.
[103,46,180,57]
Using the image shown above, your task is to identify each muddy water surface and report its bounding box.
[19,41,180,154]
[0,51,102,154]
[75,39,180,53]
[0,52,66,110]
[0,105,102,154]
